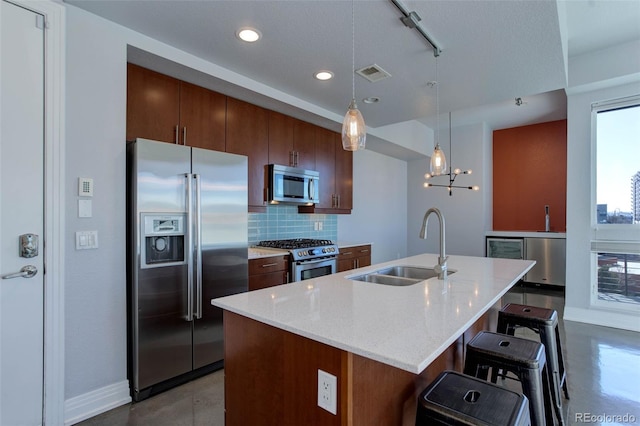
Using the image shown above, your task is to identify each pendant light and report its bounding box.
[429,56,446,175]
[341,0,366,151]
[424,111,480,196]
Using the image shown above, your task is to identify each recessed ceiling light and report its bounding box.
[363,97,380,104]
[236,27,261,43]
[314,71,334,81]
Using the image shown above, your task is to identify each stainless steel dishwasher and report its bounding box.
[524,237,566,286]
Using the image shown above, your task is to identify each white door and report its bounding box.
[0,1,45,424]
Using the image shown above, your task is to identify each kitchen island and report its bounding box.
[212,253,534,426]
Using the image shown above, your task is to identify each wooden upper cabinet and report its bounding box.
[268,111,294,166]
[292,119,316,170]
[334,138,353,211]
[127,63,180,143]
[268,111,315,170]
[179,81,226,151]
[300,127,352,214]
[226,97,269,211]
[314,127,337,210]
[127,64,226,150]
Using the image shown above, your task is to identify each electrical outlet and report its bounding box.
[318,221,323,231]
[317,369,337,414]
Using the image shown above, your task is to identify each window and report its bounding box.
[592,97,640,308]
[595,103,640,225]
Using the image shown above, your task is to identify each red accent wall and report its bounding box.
[493,119,567,232]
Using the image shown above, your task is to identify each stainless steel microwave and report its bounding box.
[267,164,319,205]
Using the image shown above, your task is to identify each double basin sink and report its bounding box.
[347,265,456,286]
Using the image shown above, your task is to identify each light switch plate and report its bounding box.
[75,231,98,250]
[78,199,92,218]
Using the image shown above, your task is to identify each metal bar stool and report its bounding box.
[416,370,531,426]
[464,331,554,426]
[498,303,568,425]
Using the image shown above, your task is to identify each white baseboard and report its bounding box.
[564,306,640,332]
[64,380,131,425]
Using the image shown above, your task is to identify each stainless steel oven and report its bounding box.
[255,238,339,282]
[292,257,337,282]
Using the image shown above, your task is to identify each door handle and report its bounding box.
[2,265,38,279]
[20,233,38,258]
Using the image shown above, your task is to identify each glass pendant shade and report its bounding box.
[341,99,366,151]
[429,143,447,175]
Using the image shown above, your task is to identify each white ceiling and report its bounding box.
[65,0,640,139]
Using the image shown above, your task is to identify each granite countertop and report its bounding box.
[486,231,566,238]
[213,253,534,374]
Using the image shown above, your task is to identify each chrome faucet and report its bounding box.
[419,207,448,279]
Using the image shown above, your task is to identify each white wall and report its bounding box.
[64,6,131,422]
[564,48,640,331]
[407,122,490,257]
[337,149,408,264]
[64,5,415,421]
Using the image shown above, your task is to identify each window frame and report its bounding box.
[590,95,640,311]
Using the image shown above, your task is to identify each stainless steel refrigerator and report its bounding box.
[127,138,248,401]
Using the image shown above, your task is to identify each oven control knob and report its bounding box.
[298,251,303,257]
[308,249,315,256]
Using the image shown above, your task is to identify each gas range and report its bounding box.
[255,238,339,261]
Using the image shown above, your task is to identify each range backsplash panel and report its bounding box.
[248,205,337,245]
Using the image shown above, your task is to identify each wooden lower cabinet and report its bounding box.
[337,244,371,272]
[248,255,289,291]
[223,309,493,426]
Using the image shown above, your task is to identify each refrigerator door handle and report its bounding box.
[185,173,194,321]
[194,173,203,319]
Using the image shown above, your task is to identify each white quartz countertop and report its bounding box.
[248,247,289,259]
[213,253,534,374]
[336,241,373,248]
[486,231,566,238]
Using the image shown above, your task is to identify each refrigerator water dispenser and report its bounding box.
[141,213,186,268]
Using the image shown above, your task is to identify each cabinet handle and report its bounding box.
[289,151,294,167]
[342,251,353,256]
[261,262,278,268]
[359,249,369,253]
[175,125,179,144]
[336,195,341,208]
[295,151,299,167]
[182,127,187,145]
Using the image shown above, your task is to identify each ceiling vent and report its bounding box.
[356,64,392,83]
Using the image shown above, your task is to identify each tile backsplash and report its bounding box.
[248,205,337,245]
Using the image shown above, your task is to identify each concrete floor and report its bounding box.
[79,284,640,425]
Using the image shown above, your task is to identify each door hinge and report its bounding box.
[35,15,47,30]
